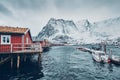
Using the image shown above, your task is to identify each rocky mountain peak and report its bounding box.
[36,17,120,44]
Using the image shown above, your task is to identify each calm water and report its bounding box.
[0,45,120,80]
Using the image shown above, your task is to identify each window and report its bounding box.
[1,35,11,44]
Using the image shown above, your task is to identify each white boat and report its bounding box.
[92,50,110,63]
[108,49,120,64]
[111,55,120,64]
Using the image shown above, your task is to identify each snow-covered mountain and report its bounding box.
[92,17,120,40]
[36,17,120,44]
[36,18,80,42]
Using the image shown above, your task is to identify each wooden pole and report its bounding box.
[11,57,13,68]
[38,53,41,66]
[109,49,112,59]
[17,55,20,69]
[104,43,106,54]
[22,35,24,51]
[40,43,42,52]
[11,44,13,53]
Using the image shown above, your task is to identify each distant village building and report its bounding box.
[33,38,50,52]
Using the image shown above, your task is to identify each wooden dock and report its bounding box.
[0,43,43,54]
[76,47,93,53]
[77,46,120,64]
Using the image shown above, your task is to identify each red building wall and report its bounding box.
[40,41,46,47]
[11,35,22,52]
[24,31,32,44]
[0,34,22,53]
[0,45,11,53]
[11,35,22,43]
[0,34,22,52]
[0,35,1,44]
[0,31,33,53]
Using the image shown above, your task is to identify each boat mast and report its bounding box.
[104,42,107,54]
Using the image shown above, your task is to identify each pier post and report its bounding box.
[11,57,13,68]
[17,55,20,69]
[38,53,41,66]
[40,43,43,52]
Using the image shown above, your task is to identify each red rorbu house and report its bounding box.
[39,39,50,51]
[33,39,50,52]
[40,39,49,47]
[0,26,42,53]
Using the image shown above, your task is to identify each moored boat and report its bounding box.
[92,50,110,63]
[107,49,120,65]
[110,55,120,64]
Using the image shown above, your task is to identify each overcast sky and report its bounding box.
[0,0,120,36]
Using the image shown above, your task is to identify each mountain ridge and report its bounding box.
[35,17,120,44]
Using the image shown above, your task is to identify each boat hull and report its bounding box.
[92,51,109,63]
[92,53,102,62]
[111,55,120,65]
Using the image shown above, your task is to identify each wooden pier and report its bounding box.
[77,46,120,64]
[0,43,43,54]
[76,47,92,53]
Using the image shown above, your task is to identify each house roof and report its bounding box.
[0,26,29,34]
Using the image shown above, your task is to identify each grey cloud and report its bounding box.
[1,0,48,10]
[0,0,120,36]
[0,3,13,16]
[54,0,120,12]
[1,0,120,15]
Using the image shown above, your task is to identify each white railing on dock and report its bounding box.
[0,43,42,53]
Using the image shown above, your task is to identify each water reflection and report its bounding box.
[0,53,43,80]
[92,59,113,72]
[108,63,113,72]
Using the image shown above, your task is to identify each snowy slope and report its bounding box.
[75,19,97,43]
[36,18,80,42]
[92,17,120,39]
[36,17,120,44]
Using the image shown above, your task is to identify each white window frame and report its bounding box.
[1,35,11,44]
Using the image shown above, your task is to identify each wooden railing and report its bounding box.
[0,43,42,53]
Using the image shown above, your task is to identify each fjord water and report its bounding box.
[0,46,120,80]
[41,46,120,80]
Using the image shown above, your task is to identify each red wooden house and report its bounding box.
[33,38,51,52]
[0,26,42,53]
[39,39,50,51]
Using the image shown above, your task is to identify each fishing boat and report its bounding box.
[110,55,120,64]
[107,50,120,64]
[92,50,110,63]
